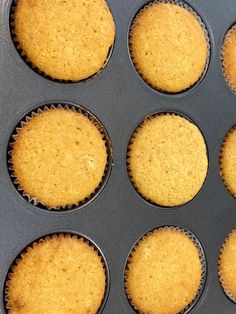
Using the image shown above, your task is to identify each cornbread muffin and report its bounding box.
[5,234,106,314]
[129,2,208,93]
[125,228,203,314]
[218,229,236,301]
[128,114,208,207]
[220,127,236,197]
[11,107,107,208]
[222,25,236,91]
[13,0,115,81]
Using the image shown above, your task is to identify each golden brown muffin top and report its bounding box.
[125,228,203,314]
[6,234,106,314]
[14,0,115,81]
[129,2,208,93]
[222,26,236,91]
[220,127,236,197]
[11,108,107,208]
[128,114,208,207]
[219,229,236,301]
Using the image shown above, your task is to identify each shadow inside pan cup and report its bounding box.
[127,110,209,209]
[128,0,211,95]
[7,102,113,212]
[9,0,116,83]
[4,232,110,313]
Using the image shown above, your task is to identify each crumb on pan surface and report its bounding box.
[125,228,203,314]
[129,2,208,93]
[128,113,208,207]
[11,108,107,208]
[219,229,236,301]
[13,0,115,81]
[222,25,236,91]
[220,126,236,197]
[5,234,106,314]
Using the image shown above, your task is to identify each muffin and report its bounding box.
[222,25,236,91]
[220,126,236,197]
[129,2,208,93]
[10,106,108,208]
[127,113,208,207]
[125,227,204,314]
[13,0,115,81]
[5,234,107,314]
[218,229,236,302]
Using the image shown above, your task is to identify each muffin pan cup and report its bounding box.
[9,0,115,84]
[128,0,211,94]
[126,111,209,208]
[219,125,236,198]
[1,0,236,313]
[218,229,236,304]
[7,102,113,211]
[124,226,207,314]
[4,232,110,314]
[221,24,236,93]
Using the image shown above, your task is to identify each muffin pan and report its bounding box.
[1,0,236,313]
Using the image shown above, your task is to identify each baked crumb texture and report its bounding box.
[218,229,236,302]
[127,113,208,207]
[129,1,209,93]
[222,25,236,92]
[125,227,205,314]
[9,105,109,209]
[12,0,115,81]
[5,234,107,314]
[220,126,236,198]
